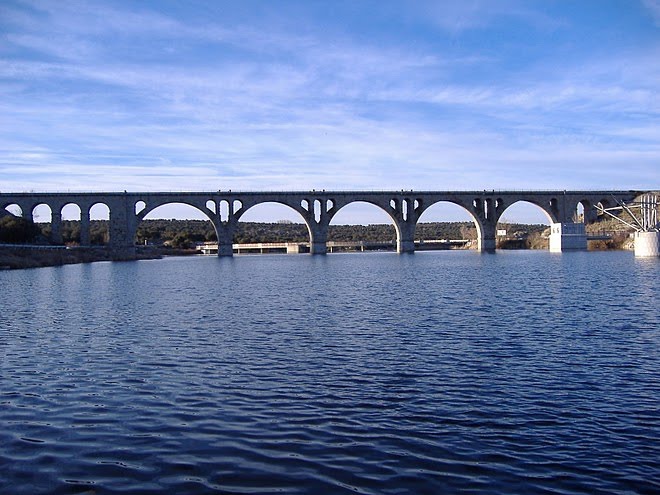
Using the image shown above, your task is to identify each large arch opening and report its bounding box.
[235,202,310,254]
[31,204,52,241]
[415,201,479,250]
[32,203,52,224]
[89,203,110,245]
[328,201,397,253]
[138,202,218,250]
[496,201,552,250]
[61,203,82,245]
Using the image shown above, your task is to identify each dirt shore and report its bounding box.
[0,246,167,270]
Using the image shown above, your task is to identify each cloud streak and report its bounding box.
[1,0,658,210]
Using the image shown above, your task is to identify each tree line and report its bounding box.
[1,216,548,248]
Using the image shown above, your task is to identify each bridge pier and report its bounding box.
[216,230,235,257]
[397,237,415,254]
[217,243,233,256]
[634,231,660,257]
[110,245,137,260]
[214,221,236,257]
[310,242,327,255]
[309,221,329,255]
[393,208,417,254]
[549,222,587,252]
[50,211,63,245]
[478,237,497,252]
[477,223,497,252]
[107,195,138,251]
[80,209,91,246]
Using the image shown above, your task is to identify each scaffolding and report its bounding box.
[594,194,659,233]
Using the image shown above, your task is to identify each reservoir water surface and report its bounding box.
[1,251,658,494]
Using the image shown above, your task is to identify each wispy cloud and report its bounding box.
[642,0,660,26]
[1,0,659,205]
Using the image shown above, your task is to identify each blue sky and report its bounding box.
[1,0,659,223]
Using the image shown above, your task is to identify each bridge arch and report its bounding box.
[235,201,314,247]
[574,199,598,223]
[3,203,23,217]
[136,199,216,223]
[32,203,52,224]
[90,202,110,220]
[89,203,110,245]
[491,198,558,225]
[496,201,553,249]
[136,202,219,248]
[61,203,81,220]
[60,203,82,245]
[497,200,554,224]
[328,200,399,251]
[415,200,480,248]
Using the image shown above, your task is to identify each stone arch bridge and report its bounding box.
[0,190,641,255]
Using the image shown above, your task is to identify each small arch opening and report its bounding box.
[89,203,110,245]
[32,203,52,224]
[206,200,216,215]
[314,200,321,223]
[219,200,230,223]
[135,201,147,215]
[4,204,23,217]
[61,203,82,245]
[484,198,492,220]
[30,204,54,243]
[575,202,586,223]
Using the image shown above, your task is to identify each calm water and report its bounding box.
[1,251,658,494]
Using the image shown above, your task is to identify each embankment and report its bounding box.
[0,245,163,270]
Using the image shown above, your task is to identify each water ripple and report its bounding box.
[1,252,658,494]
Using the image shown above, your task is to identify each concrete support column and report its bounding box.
[310,223,328,255]
[634,231,660,257]
[50,210,63,245]
[549,222,587,252]
[216,223,235,257]
[478,222,497,252]
[108,196,138,258]
[396,224,415,254]
[80,209,90,246]
[397,238,415,253]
